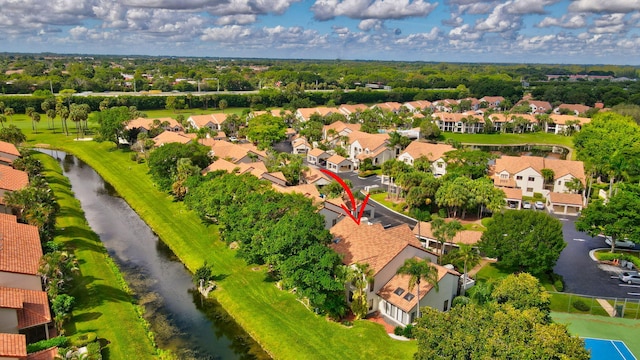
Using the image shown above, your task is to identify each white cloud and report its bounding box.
[536,14,586,28]
[568,0,640,13]
[215,14,257,25]
[589,13,628,33]
[358,19,384,31]
[449,23,482,40]
[474,3,522,33]
[311,0,438,21]
[201,25,328,49]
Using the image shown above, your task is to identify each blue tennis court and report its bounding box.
[584,338,637,360]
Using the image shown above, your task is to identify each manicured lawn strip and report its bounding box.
[549,293,609,317]
[552,312,640,358]
[26,130,416,359]
[370,192,408,214]
[35,153,157,360]
[143,107,246,119]
[444,132,574,148]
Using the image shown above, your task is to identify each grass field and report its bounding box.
[552,312,640,358]
[444,132,575,148]
[35,153,157,360]
[20,120,417,359]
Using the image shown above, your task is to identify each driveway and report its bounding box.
[553,215,640,299]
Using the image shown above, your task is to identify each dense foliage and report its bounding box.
[479,210,565,276]
[147,142,210,191]
[184,172,346,316]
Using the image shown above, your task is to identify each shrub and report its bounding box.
[554,279,564,292]
[341,320,353,327]
[86,341,103,360]
[130,153,137,161]
[68,332,97,347]
[193,261,214,285]
[27,336,68,353]
[394,326,404,336]
[452,296,471,308]
[368,187,386,195]
[358,170,376,178]
[403,324,415,339]
[572,300,590,312]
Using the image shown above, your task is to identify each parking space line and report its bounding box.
[573,238,586,241]
[627,292,640,296]
[618,284,640,288]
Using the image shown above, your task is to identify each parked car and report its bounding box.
[534,201,545,210]
[619,271,640,285]
[522,201,532,209]
[605,237,636,249]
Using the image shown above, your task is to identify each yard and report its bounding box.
[19,118,417,359]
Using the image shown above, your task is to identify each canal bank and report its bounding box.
[40,149,270,360]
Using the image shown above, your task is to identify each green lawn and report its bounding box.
[444,132,574,148]
[35,153,157,360]
[552,312,640,358]
[143,107,246,119]
[22,123,417,359]
[370,192,409,215]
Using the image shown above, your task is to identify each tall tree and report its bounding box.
[94,106,130,146]
[431,216,462,262]
[219,99,228,113]
[396,258,439,320]
[3,107,15,122]
[479,210,565,276]
[346,263,374,320]
[447,244,479,296]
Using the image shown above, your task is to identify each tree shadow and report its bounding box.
[73,311,103,323]
[65,236,106,254]
[211,273,228,282]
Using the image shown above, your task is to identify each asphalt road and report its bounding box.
[554,215,640,299]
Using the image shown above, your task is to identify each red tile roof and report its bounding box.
[549,192,583,206]
[0,214,42,275]
[27,347,59,360]
[126,117,182,131]
[330,219,423,274]
[401,141,454,162]
[0,286,51,329]
[0,333,26,358]
[412,221,483,246]
[0,287,24,308]
[377,261,451,312]
[0,166,29,192]
[0,141,20,158]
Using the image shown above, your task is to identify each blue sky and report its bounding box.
[1,0,640,65]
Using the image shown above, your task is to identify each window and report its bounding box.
[368,299,373,310]
[528,176,535,181]
[437,162,443,168]
[516,176,523,180]
[526,187,533,193]
[558,180,562,185]
[443,299,449,311]
[500,173,508,179]
[410,311,417,323]
[369,279,374,292]
[332,219,337,226]
[394,287,405,296]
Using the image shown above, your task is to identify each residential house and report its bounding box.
[201,159,268,179]
[515,99,552,114]
[152,131,196,146]
[458,97,481,111]
[347,131,392,167]
[0,287,51,343]
[547,192,584,215]
[322,121,361,143]
[397,141,455,177]
[301,167,332,187]
[306,148,331,167]
[433,112,484,134]
[339,104,368,118]
[0,214,43,291]
[208,141,267,164]
[295,107,338,122]
[412,221,483,253]
[501,187,523,209]
[292,137,311,155]
[326,155,353,173]
[553,104,591,116]
[319,196,375,229]
[330,218,460,326]
[433,99,458,112]
[545,114,590,135]
[0,141,21,167]
[479,96,505,110]
[126,117,183,133]
[0,333,26,359]
[403,100,434,113]
[0,167,29,213]
[492,155,585,198]
[187,113,228,131]
[371,102,402,114]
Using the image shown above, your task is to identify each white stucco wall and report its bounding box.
[514,167,544,196]
[0,272,41,291]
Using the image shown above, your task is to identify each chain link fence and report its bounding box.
[549,291,640,320]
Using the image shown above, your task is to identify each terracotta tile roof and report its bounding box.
[377,260,451,312]
[339,104,368,115]
[0,287,24,308]
[549,114,590,125]
[302,167,330,185]
[292,138,310,148]
[0,141,20,158]
[412,221,482,246]
[266,171,287,182]
[542,157,586,184]
[356,145,389,160]
[480,96,505,104]
[126,117,182,131]
[0,333,26,358]
[152,131,194,146]
[556,104,591,114]
[499,187,522,200]
[27,347,59,360]
[201,159,267,178]
[404,100,432,111]
[0,166,28,192]
[189,113,228,128]
[330,219,422,274]
[209,142,250,163]
[347,131,389,151]
[401,141,454,162]
[272,183,323,204]
[237,143,268,159]
[297,107,339,120]
[549,192,583,206]
[0,286,51,329]
[433,112,484,123]
[308,148,327,157]
[323,121,361,136]
[0,215,42,275]
[326,154,349,165]
[371,102,402,112]
[493,175,517,188]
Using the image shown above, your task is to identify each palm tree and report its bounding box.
[541,168,554,190]
[4,107,15,122]
[396,258,439,321]
[347,263,374,319]
[448,244,480,296]
[0,114,5,128]
[431,216,462,263]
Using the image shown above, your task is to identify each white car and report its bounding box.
[605,237,636,249]
[534,201,545,210]
[522,201,532,209]
[619,271,640,285]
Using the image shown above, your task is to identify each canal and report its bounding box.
[41,150,270,360]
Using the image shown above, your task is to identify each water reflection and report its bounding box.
[38,149,270,360]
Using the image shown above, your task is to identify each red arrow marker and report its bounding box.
[320,169,371,225]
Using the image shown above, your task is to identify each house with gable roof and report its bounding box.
[187,113,228,132]
[370,102,403,114]
[492,155,586,212]
[330,218,460,326]
[553,104,591,116]
[306,148,330,167]
[322,121,361,143]
[546,114,590,135]
[152,131,196,146]
[326,154,353,173]
[397,141,455,177]
[338,104,368,119]
[479,96,505,110]
[346,130,392,168]
[403,100,434,113]
[0,141,21,167]
[295,107,339,122]
[412,221,483,253]
[292,137,311,155]
[125,117,183,133]
[432,112,485,134]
